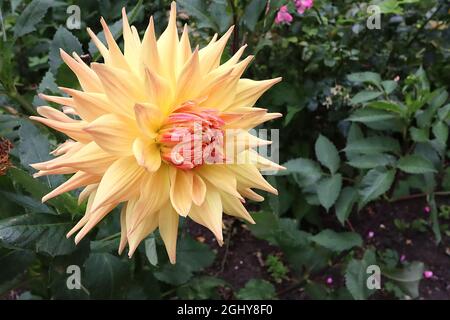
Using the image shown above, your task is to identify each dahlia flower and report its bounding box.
[31,2,282,263]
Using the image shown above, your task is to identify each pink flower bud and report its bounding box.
[326,276,333,285]
[424,206,431,214]
[275,5,294,25]
[367,231,375,239]
[423,270,433,279]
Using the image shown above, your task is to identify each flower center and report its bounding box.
[158,101,225,170]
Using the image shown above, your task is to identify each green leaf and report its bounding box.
[7,168,79,214]
[315,135,340,174]
[432,121,448,145]
[310,229,362,252]
[0,191,54,214]
[347,153,396,169]
[317,174,342,211]
[347,72,382,88]
[350,91,383,105]
[144,235,158,266]
[397,155,436,174]
[345,250,377,300]
[0,213,76,256]
[243,0,266,31]
[428,194,441,243]
[178,0,221,31]
[14,0,53,38]
[0,249,36,285]
[381,80,398,94]
[347,108,399,123]
[429,89,448,109]
[33,70,59,105]
[154,263,193,285]
[177,236,215,272]
[366,101,406,115]
[335,187,357,225]
[409,127,429,143]
[280,158,322,187]
[383,262,424,299]
[437,104,450,121]
[18,120,62,189]
[154,236,215,285]
[344,136,401,155]
[359,168,396,207]
[236,279,276,300]
[49,27,83,73]
[84,253,129,299]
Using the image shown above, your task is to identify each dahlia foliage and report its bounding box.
[31,2,282,263]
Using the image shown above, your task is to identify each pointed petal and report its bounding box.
[221,192,255,224]
[60,49,102,92]
[197,165,242,199]
[83,113,137,156]
[42,171,100,203]
[189,188,223,245]
[157,2,178,84]
[134,103,162,139]
[169,168,193,217]
[132,138,161,172]
[192,174,206,206]
[158,204,179,264]
[30,116,90,143]
[90,156,145,211]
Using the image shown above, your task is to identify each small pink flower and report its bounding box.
[367,231,375,239]
[275,5,293,25]
[394,75,400,82]
[424,206,431,214]
[400,254,406,262]
[295,0,314,14]
[326,276,333,285]
[423,270,433,279]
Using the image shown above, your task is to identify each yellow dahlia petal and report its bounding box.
[84,114,137,156]
[169,168,193,217]
[90,157,145,211]
[144,67,174,113]
[42,171,100,203]
[99,17,130,71]
[141,16,161,75]
[44,141,116,175]
[60,49,102,92]
[132,138,161,172]
[129,167,170,233]
[192,174,207,206]
[134,103,162,139]
[197,165,242,200]
[221,192,255,224]
[157,2,178,85]
[59,88,110,121]
[189,188,223,245]
[30,116,90,143]
[158,204,179,264]
[91,63,144,117]
[177,24,192,73]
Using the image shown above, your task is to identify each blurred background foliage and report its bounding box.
[0,0,449,300]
